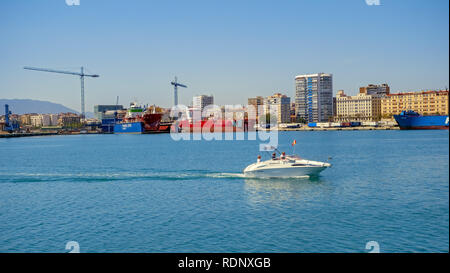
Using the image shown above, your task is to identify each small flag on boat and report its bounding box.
[263,145,275,151]
[292,140,297,146]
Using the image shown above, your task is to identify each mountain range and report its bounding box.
[0,99,94,118]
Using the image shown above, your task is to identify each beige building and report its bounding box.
[247,96,265,120]
[20,114,32,126]
[334,90,382,122]
[264,93,291,124]
[30,114,43,127]
[381,90,449,117]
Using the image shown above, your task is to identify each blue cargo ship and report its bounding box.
[112,102,164,134]
[394,110,449,130]
[114,122,144,133]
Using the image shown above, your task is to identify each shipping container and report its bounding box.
[331,122,341,127]
[341,122,351,127]
[317,122,331,128]
[362,121,378,127]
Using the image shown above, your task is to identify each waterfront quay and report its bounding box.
[0,132,59,138]
[0,131,100,138]
[278,126,400,131]
[0,125,399,137]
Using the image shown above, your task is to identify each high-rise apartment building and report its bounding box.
[295,73,333,122]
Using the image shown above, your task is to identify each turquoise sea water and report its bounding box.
[0,131,448,253]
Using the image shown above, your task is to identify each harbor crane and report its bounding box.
[170,76,187,106]
[3,104,13,132]
[23,66,99,120]
[3,104,19,133]
[114,95,120,120]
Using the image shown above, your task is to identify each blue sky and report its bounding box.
[0,0,448,112]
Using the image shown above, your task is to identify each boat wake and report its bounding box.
[0,171,314,183]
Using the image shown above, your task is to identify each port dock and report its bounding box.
[0,132,59,138]
[0,131,103,138]
[278,126,400,131]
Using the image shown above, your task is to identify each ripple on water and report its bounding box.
[0,131,448,252]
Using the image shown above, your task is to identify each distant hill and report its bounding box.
[0,99,78,115]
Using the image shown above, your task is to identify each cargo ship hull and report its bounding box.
[114,122,143,133]
[394,112,449,130]
[113,121,171,134]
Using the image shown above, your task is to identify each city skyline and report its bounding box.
[0,0,449,112]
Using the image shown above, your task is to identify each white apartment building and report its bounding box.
[29,114,60,127]
[41,114,59,126]
[50,114,59,126]
[193,95,214,112]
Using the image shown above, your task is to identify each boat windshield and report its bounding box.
[286,155,301,161]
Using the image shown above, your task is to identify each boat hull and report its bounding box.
[394,114,449,130]
[243,165,328,178]
[399,125,449,130]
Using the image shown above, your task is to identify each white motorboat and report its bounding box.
[243,153,331,178]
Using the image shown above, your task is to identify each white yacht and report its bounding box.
[243,153,331,178]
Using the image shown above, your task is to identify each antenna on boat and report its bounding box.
[262,145,281,157]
